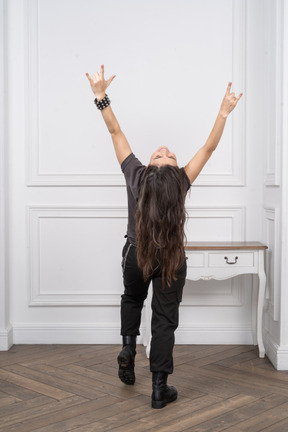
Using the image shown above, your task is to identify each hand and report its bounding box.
[219,82,243,118]
[86,64,116,100]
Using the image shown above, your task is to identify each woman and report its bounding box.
[86,65,242,409]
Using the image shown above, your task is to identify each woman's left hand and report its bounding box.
[86,64,116,100]
[219,82,243,118]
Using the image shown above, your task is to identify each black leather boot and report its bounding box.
[117,336,136,385]
[151,372,178,409]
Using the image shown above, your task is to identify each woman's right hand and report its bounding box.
[86,64,116,100]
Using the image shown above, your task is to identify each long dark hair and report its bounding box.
[135,165,187,287]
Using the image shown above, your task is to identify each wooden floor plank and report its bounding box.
[187,345,257,368]
[0,395,87,431]
[0,395,53,419]
[0,345,85,368]
[1,344,288,432]
[28,395,150,432]
[0,369,74,400]
[199,363,288,396]
[1,396,119,432]
[0,395,21,408]
[221,400,288,432]
[141,394,257,432]
[91,395,224,432]
[2,364,108,400]
[184,393,287,432]
[0,378,43,401]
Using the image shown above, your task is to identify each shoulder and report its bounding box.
[121,153,145,172]
[121,153,146,188]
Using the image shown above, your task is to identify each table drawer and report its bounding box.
[208,252,254,267]
[186,253,205,267]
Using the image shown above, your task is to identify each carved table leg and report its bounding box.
[257,250,266,358]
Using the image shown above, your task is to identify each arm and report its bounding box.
[184,82,243,184]
[86,65,132,165]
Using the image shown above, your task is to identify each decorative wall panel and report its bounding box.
[25,0,246,186]
[263,207,280,321]
[28,205,245,306]
[28,206,128,306]
[264,0,282,186]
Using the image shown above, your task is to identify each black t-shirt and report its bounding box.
[121,153,191,246]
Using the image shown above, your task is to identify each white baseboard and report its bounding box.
[264,331,288,370]
[12,323,136,345]
[176,324,254,345]
[0,325,13,351]
[12,323,254,346]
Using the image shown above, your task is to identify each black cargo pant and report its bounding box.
[120,239,186,374]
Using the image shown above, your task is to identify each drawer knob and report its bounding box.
[224,256,238,265]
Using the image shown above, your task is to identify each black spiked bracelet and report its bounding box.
[94,94,111,110]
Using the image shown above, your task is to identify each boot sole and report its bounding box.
[117,351,135,385]
[151,393,177,409]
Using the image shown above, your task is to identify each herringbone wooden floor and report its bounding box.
[0,344,288,431]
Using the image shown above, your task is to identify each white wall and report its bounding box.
[0,0,12,350]
[262,0,288,370]
[0,0,286,368]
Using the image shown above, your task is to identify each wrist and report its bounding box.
[94,92,106,101]
[219,110,229,119]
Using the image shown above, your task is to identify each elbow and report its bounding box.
[205,145,216,155]
[110,126,121,136]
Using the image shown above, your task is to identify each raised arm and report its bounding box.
[184,82,243,184]
[86,65,132,165]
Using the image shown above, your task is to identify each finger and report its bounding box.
[226,82,232,94]
[100,64,104,79]
[236,92,243,101]
[106,74,116,86]
[85,72,92,82]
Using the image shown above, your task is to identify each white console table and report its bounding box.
[143,242,268,358]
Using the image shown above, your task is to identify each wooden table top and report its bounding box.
[185,242,268,251]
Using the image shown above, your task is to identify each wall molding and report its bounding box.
[0,325,13,351]
[0,0,12,351]
[27,205,245,307]
[176,323,253,345]
[264,330,288,370]
[264,0,282,186]
[12,322,253,345]
[263,207,280,321]
[27,205,128,306]
[25,0,246,187]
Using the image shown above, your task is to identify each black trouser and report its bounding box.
[120,239,186,374]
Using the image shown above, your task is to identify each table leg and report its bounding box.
[257,250,266,358]
[251,274,258,345]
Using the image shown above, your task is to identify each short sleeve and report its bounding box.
[121,153,146,200]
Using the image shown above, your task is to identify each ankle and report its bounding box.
[122,336,136,353]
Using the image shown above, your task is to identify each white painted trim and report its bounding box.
[11,322,253,346]
[0,325,13,351]
[27,205,245,307]
[264,0,282,186]
[12,323,132,345]
[0,0,12,351]
[27,205,128,306]
[25,0,246,187]
[264,330,288,370]
[176,323,253,345]
[280,0,288,348]
[263,207,281,321]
